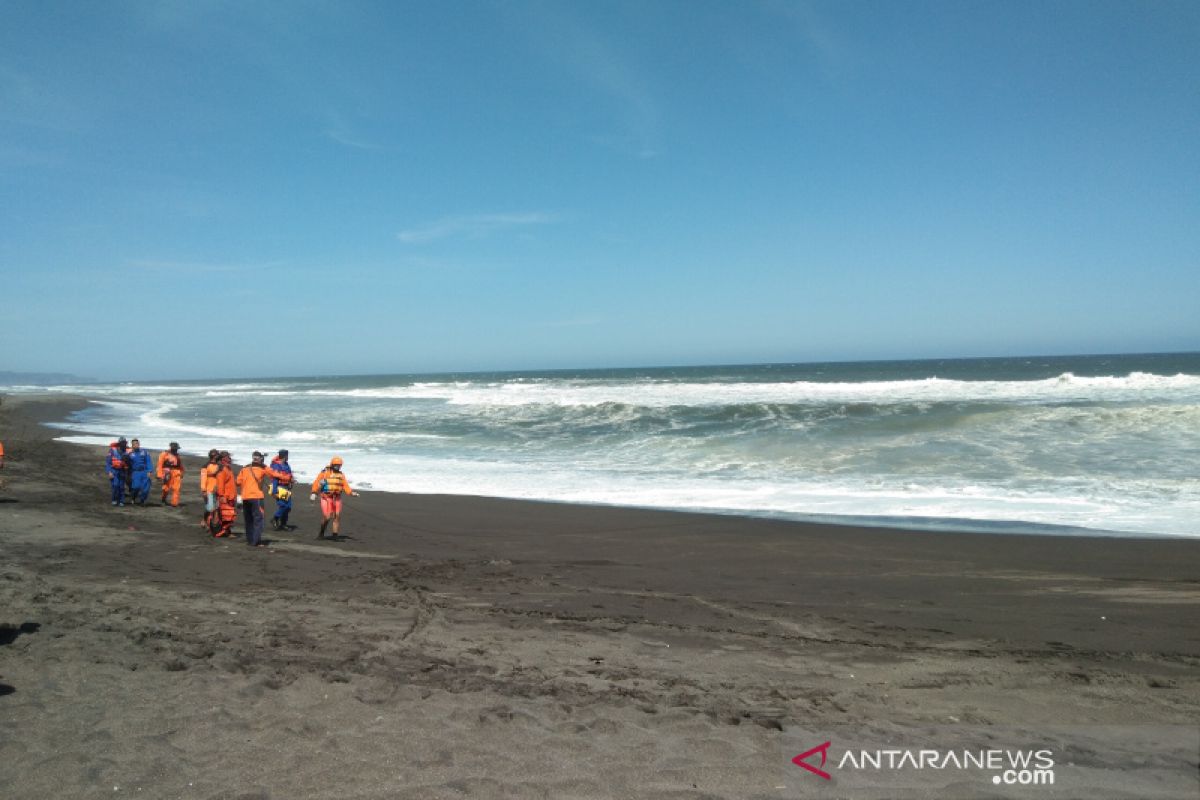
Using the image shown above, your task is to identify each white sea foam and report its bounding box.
[18,363,1200,538]
[20,371,1200,407]
[176,371,1200,407]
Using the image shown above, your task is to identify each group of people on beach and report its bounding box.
[105,438,184,507]
[104,438,358,548]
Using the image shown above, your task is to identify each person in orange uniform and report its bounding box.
[310,456,360,540]
[236,451,288,548]
[211,451,238,537]
[199,449,220,531]
[156,442,185,506]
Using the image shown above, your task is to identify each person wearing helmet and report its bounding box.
[309,456,360,540]
[156,442,185,507]
[268,449,295,531]
[106,437,129,506]
[125,438,154,505]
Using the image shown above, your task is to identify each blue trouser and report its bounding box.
[272,495,292,525]
[243,499,265,546]
[130,470,152,504]
[109,472,126,505]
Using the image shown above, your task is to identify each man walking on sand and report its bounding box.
[156,442,184,506]
[310,456,360,540]
[125,438,154,505]
[211,451,238,537]
[236,451,289,548]
[106,437,129,506]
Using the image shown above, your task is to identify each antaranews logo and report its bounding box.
[791,741,832,780]
[790,739,1055,791]
[785,725,1198,799]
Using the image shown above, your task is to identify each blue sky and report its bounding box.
[1,0,1197,380]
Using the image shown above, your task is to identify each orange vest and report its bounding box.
[213,466,237,501]
[236,465,277,500]
[312,468,351,496]
[158,451,182,478]
[200,462,218,492]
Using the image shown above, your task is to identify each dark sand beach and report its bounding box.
[0,396,1197,798]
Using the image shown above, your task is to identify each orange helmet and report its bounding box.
[330,456,344,466]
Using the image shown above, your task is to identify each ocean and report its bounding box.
[16,352,1200,538]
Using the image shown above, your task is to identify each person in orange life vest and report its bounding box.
[236,451,289,548]
[106,437,129,506]
[199,449,220,532]
[125,438,154,505]
[0,439,5,469]
[211,451,238,537]
[309,456,360,540]
[156,442,184,506]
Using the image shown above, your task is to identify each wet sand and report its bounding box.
[0,395,1197,798]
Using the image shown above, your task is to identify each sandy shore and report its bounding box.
[0,395,1197,799]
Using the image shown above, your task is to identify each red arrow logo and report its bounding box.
[792,741,832,780]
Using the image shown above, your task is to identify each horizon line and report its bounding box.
[4,349,1198,386]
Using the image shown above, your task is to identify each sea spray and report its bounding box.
[20,353,1200,538]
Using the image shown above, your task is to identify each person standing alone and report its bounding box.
[157,442,184,506]
[310,456,360,540]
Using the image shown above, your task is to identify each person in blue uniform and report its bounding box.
[106,437,129,506]
[269,449,296,530]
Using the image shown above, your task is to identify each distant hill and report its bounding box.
[0,371,90,386]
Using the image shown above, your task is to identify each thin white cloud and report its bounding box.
[324,126,384,151]
[322,108,392,151]
[397,213,556,244]
[764,0,856,79]
[501,3,661,158]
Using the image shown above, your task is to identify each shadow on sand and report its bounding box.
[0,622,40,698]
